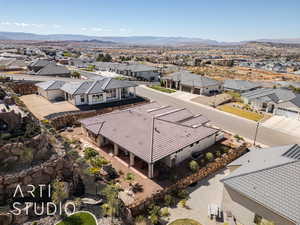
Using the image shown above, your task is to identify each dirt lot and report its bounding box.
[20,94,79,119]
[191,93,232,107]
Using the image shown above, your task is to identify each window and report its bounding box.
[92,94,103,103]
[106,89,117,99]
[80,94,85,103]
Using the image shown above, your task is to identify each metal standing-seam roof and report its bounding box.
[222,145,300,225]
[80,102,218,163]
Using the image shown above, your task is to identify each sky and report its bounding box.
[0,0,300,42]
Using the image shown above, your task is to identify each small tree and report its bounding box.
[52,180,68,205]
[206,152,214,162]
[101,184,122,223]
[90,156,109,168]
[189,160,199,172]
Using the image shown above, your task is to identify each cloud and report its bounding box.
[0,21,44,28]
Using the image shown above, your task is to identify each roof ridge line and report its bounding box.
[221,159,299,182]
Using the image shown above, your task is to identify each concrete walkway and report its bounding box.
[167,169,230,225]
[262,116,300,138]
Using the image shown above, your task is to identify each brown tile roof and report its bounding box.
[81,102,218,163]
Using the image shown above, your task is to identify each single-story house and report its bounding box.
[93,62,160,81]
[36,77,137,106]
[221,144,300,225]
[34,63,70,77]
[80,102,223,178]
[28,59,70,77]
[241,88,300,118]
[162,71,223,95]
[0,59,27,71]
[28,59,51,72]
[224,80,261,93]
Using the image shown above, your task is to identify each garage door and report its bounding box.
[181,85,192,93]
[275,108,299,119]
[194,88,201,95]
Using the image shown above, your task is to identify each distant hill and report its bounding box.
[0,31,220,45]
[254,38,300,44]
[0,31,300,45]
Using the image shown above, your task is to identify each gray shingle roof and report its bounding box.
[80,102,217,163]
[224,80,261,92]
[36,80,66,90]
[165,71,222,88]
[222,145,300,225]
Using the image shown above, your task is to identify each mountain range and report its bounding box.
[0,31,300,46]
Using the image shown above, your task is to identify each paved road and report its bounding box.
[136,86,300,146]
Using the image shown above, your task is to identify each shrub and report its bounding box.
[125,172,135,182]
[206,152,214,162]
[83,147,99,160]
[164,194,175,207]
[160,207,170,217]
[88,167,101,175]
[149,214,159,225]
[178,199,187,208]
[177,190,189,200]
[90,156,109,168]
[189,160,199,172]
[215,151,221,158]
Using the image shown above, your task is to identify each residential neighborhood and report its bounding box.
[0,1,300,225]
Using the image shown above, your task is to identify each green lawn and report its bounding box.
[150,85,176,93]
[57,212,97,225]
[218,105,264,121]
[169,219,202,225]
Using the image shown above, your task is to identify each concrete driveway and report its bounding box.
[20,94,79,119]
[167,168,230,225]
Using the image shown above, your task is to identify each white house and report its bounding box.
[36,78,137,106]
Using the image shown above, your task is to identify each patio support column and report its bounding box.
[133,87,136,97]
[148,163,154,178]
[180,84,182,91]
[97,135,104,147]
[113,143,119,156]
[129,152,135,166]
